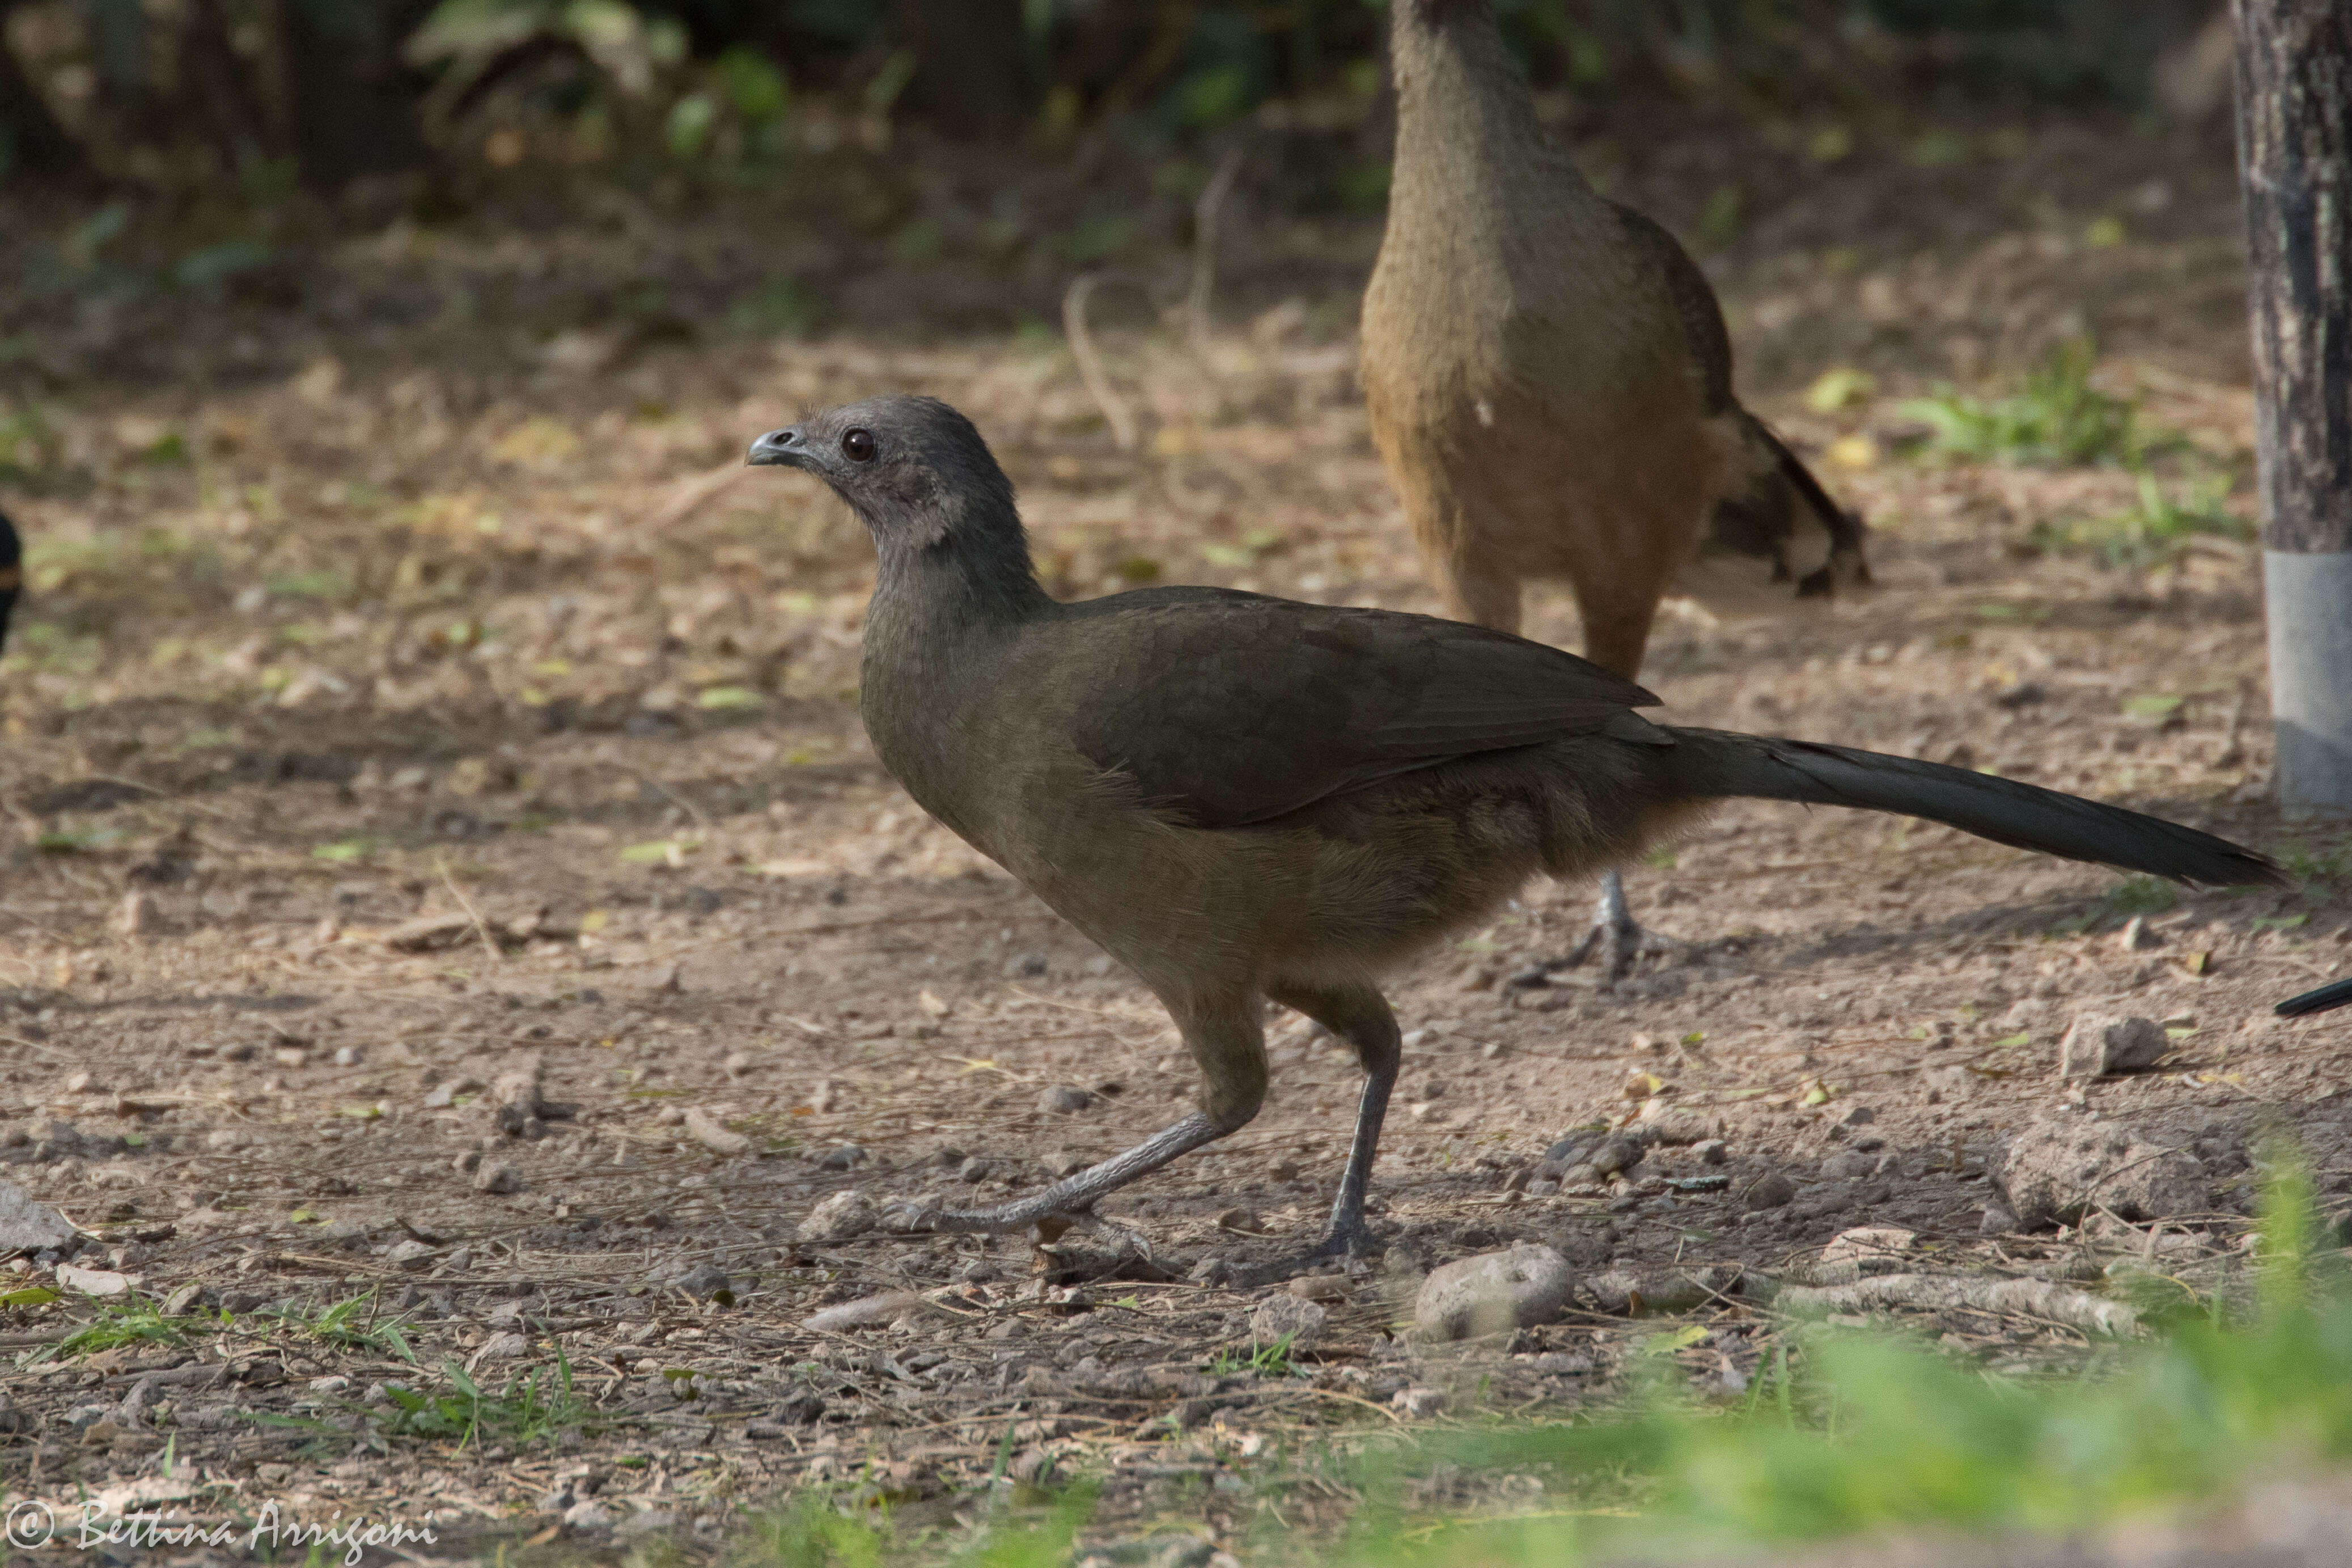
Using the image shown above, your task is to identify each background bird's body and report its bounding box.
[1362,0,1863,666]
[752,395,2277,1259]
[1364,0,1867,971]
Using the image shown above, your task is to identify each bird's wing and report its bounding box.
[1054,590,1660,828]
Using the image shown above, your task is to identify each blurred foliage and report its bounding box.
[1902,339,2148,468]
[0,0,2224,194]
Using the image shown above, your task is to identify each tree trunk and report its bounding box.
[181,0,272,178]
[282,0,433,189]
[0,0,92,183]
[2233,0,2352,811]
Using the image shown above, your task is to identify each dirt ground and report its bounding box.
[1,106,2349,1561]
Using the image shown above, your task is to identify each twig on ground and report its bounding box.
[1187,138,1249,355]
[1064,273,1139,452]
[645,457,749,533]
[434,856,507,968]
[1772,1272,2141,1337]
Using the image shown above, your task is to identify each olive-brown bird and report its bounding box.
[1362,0,1870,975]
[749,395,2275,1258]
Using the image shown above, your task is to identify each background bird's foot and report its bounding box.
[1555,912,1675,984]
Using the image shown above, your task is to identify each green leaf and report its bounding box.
[1991,1031,2032,1048]
[696,686,760,710]
[2122,694,2183,721]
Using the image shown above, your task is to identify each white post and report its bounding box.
[2233,1,2352,811]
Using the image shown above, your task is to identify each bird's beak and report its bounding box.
[748,426,812,469]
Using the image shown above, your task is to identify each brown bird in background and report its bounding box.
[1362,0,1869,976]
[748,395,2274,1260]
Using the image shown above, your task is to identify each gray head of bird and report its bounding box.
[747,396,1037,604]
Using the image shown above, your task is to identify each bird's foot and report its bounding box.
[1554,911,1675,984]
[1306,1215,1385,1261]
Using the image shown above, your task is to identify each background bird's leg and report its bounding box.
[895,991,1266,1237]
[1554,866,1671,982]
[1266,980,1399,1257]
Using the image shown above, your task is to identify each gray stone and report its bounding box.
[1743,1172,1797,1210]
[488,1054,545,1133]
[1414,1244,1574,1341]
[1037,1085,1094,1114]
[1248,1294,1326,1351]
[0,1180,76,1256]
[1589,1133,1645,1176]
[1995,1117,2210,1228]
[472,1161,523,1195]
[815,1144,867,1171]
[2058,1013,2170,1079]
[385,1239,434,1270]
[1694,1139,1728,1165]
[797,1190,876,1243]
[802,1291,928,1332]
[671,1262,733,1299]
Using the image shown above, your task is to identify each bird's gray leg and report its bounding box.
[1555,867,1669,982]
[889,993,1265,1240]
[1266,981,1399,1257]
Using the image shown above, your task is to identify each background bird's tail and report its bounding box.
[1659,727,2283,888]
[0,508,19,657]
[1702,414,1871,599]
[2278,977,2352,1018]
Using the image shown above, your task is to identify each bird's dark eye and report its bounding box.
[841,429,876,463]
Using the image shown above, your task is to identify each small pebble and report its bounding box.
[473,1162,523,1196]
[1037,1084,1094,1114]
[1249,1294,1327,1350]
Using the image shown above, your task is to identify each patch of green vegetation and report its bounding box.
[26,1295,207,1363]
[376,1350,603,1450]
[2031,472,2253,570]
[1207,1330,1307,1380]
[2278,842,2351,888]
[1900,338,2148,467]
[257,1293,416,1361]
[33,823,129,855]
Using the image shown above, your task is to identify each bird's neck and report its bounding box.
[1388,1,1590,213]
[862,520,1051,677]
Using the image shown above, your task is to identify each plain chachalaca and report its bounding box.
[748,395,2279,1257]
[1362,0,1869,976]
[0,507,19,654]
[2278,978,2352,1018]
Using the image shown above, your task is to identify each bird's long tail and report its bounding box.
[2278,977,2352,1018]
[1658,727,2283,888]
[1705,416,1871,598]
